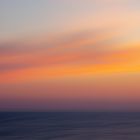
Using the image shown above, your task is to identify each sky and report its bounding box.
[0,0,140,111]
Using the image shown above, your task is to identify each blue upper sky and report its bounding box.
[0,0,140,40]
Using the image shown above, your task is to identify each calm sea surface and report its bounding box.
[0,112,140,140]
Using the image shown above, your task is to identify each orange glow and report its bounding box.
[1,0,140,111]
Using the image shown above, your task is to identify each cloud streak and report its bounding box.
[0,29,140,84]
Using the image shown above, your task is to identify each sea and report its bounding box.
[0,112,140,140]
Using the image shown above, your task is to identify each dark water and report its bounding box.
[1,112,140,140]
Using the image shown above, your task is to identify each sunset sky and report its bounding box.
[0,0,140,111]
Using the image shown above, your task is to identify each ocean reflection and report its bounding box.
[0,112,140,140]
